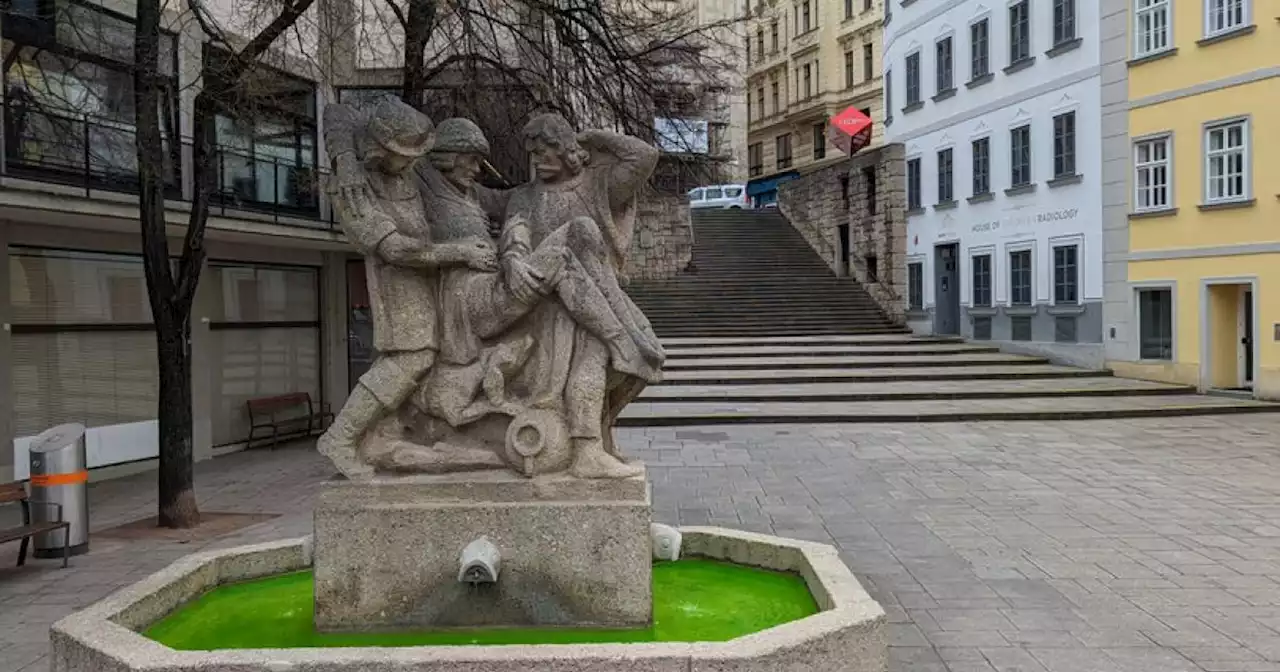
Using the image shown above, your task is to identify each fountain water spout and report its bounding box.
[459,537,501,584]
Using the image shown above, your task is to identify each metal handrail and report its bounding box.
[2,102,335,229]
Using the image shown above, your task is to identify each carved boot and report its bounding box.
[316,386,380,480]
[570,437,644,479]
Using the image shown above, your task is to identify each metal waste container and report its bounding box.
[28,423,90,558]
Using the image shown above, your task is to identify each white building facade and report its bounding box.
[883,0,1105,367]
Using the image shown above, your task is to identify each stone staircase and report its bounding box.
[622,210,1280,426]
[627,209,904,338]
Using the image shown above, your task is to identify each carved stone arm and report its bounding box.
[578,129,660,212]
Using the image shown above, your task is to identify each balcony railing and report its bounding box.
[3,103,333,228]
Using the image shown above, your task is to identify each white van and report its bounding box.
[688,184,750,209]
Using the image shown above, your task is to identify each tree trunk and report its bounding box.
[401,0,436,109]
[155,308,199,526]
[135,0,200,528]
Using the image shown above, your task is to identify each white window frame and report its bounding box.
[1133,133,1173,212]
[906,154,924,210]
[967,245,996,308]
[936,145,955,203]
[1005,241,1036,306]
[968,15,991,80]
[907,260,925,310]
[1202,117,1251,205]
[904,48,922,105]
[1007,0,1031,64]
[935,32,955,93]
[1203,0,1250,38]
[1133,281,1177,362]
[1133,0,1172,58]
[1049,233,1085,306]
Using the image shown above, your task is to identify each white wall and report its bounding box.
[885,0,1104,314]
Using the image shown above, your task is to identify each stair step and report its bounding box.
[660,335,960,347]
[656,364,1112,386]
[641,378,1193,402]
[617,394,1280,426]
[664,344,1000,358]
[663,353,1047,371]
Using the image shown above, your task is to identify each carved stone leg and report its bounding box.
[566,336,643,479]
[318,349,435,479]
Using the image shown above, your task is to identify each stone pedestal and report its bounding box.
[313,469,652,632]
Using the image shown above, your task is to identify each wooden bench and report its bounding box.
[0,481,70,568]
[246,392,333,450]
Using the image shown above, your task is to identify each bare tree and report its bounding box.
[133,0,317,527]
[345,0,744,189]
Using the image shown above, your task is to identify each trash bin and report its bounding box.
[28,423,90,558]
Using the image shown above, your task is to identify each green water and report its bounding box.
[145,559,819,650]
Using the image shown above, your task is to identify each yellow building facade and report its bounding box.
[1105,0,1280,398]
[743,0,884,205]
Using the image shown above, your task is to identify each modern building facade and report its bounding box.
[885,0,1113,366]
[744,0,886,207]
[1103,0,1279,398]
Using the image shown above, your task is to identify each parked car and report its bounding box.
[688,184,750,209]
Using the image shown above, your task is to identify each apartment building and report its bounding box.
[1104,0,1279,398]
[0,1,362,483]
[744,0,886,206]
[885,0,1113,367]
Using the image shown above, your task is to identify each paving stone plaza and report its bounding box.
[5,416,1280,672]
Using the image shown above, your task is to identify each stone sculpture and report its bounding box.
[319,98,665,480]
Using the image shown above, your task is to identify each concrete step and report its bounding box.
[641,377,1193,402]
[652,326,910,338]
[656,364,1106,386]
[660,334,960,347]
[664,344,1001,358]
[617,394,1280,426]
[662,353,1046,371]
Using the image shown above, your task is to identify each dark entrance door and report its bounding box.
[934,243,960,336]
[837,223,850,276]
[1244,289,1254,386]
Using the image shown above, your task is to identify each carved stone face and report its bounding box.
[445,153,482,190]
[528,139,569,183]
[377,150,418,177]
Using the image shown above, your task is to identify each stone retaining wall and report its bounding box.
[777,144,908,323]
[627,192,694,281]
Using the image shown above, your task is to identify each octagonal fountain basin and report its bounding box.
[50,527,887,672]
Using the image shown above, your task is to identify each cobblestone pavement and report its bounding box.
[6,416,1280,671]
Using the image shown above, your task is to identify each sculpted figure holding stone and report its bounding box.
[317,97,496,479]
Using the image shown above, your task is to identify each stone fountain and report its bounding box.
[49,98,887,672]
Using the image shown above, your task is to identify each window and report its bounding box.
[937,148,954,203]
[845,51,855,87]
[2,4,181,194]
[864,166,877,214]
[864,0,872,10]
[1053,245,1079,304]
[1135,0,1171,57]
[757,87,766,118]
[936,37,954,92]
[864,43,874,80]
[840,175,850,209]
[1134,136,1171,211]
[865,255,879,282]
[907,158,922,210]
[1009,249,1032,305]
[1205,119,1249,203]
[1010,124,1032,187]
[972,137,991,195]
[748,142,763,177]
[1206,0,1248,36]
[803,63,813,98]
[812,122,826,160]
[771,21,779,51]
[1011,316,1033,341]
[207,47,320,214]
[905,52,921,105]
[1053,0,1077,44]
[845,0,854,19]
[972,254,992,307]
[757,29,765,59]
[1138,288,1173,360]
[770,82,779,113]
[802,0,812,32]
[705,187,724,199]
[908,262,924,310]
[776,133,793,169]
[1009,1,1031,63]
[1053,112,1076,178]
[970,19,990,79]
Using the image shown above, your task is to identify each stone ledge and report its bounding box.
[1005,183,1037,197]
[1003,57,1036,75]
[967,191,995,204]
[932,88,957,102]
[966,73,994,89]
[1047,174,1083,188]
[902,101,924,114]
[1196,24,1256,47]
[1129,207,1178,220]
[1128,47,1178,67]
[1046,37,1082,58]
[1198,198,1256,212]
[51,529,887,672]
[319,468,650,504]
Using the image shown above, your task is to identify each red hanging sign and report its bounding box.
[827,107,874,156]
